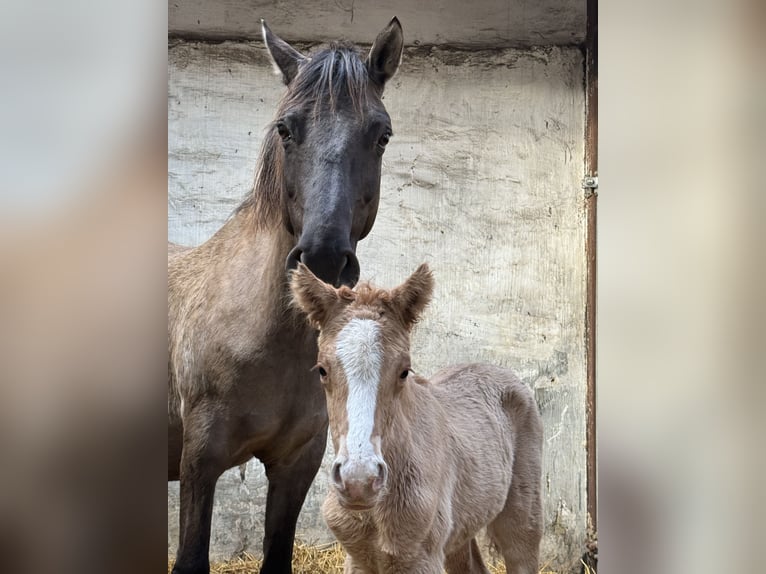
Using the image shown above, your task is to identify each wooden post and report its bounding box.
[584,0,598,537]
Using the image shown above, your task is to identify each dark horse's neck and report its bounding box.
[198,191,302,327]
[193,128,311,328]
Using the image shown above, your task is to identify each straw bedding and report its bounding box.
[167,541,591,573]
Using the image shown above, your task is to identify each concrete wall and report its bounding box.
[169,0,585,47]
[168,40,587,571]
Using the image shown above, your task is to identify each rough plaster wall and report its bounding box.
[169,0,586,47]
[168,41,586,572]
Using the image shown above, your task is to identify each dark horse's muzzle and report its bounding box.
[286,241,360,288]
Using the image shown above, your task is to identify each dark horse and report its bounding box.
[168,18,404,574]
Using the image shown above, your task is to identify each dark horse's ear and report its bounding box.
[290,264,343,330]
[261,19,307,85]
[366,17,404,88]
[390,263,434,330]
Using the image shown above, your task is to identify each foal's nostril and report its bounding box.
[331,462,343,489]
[372,462,387,491]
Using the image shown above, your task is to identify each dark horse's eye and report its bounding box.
[377,131,392,149]
[276,121,292,142]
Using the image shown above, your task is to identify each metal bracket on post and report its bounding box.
[582,176,598,197]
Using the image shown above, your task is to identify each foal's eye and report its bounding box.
[318,366,328,377]
[276,122,292,142]
[377,131,392,149]
[399,369,409,380]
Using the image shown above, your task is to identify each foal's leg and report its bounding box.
[321,494,378,573]
[340,545,377,574]
[486,478,543,574]
[445,538,490,574]
[343,555,376,574]
[172,405,229,574]
[380,549,445,574]
[259,429,327,574]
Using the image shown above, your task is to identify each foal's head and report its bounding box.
[258,19,403,287]
[291,263,434,509]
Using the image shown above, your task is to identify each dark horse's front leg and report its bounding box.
[171,404,228,574]
[260,429,328,574]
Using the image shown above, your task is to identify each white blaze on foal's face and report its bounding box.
[336,318,383,462]
[326,316,389,505]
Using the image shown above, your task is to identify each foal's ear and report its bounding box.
[290,264,341,329]
[261,19,307,85]
[390,263,434,329]
[366,17,404,88]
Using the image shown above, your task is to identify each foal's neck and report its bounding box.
[382,380,440,461]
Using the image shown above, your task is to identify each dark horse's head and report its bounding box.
[259,18,403,287]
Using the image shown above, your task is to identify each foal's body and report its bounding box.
[290,264,543,574]
[324,364,542,574]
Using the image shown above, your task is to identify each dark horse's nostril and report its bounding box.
[285,247,302,273]
[338,251,360,287]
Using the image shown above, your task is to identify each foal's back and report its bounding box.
[431,363,540,439]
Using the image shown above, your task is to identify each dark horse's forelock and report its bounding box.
[242,42,371,226]
[283,41,370,117]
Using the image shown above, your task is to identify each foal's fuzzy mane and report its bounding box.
[338,281,427,330]
[338,282,392,307]
[239,41,371,227]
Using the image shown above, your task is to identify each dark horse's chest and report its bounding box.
[225,322,327,465]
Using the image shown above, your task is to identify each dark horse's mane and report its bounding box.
[239,41,371,226]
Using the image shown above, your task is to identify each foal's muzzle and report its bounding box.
[330,456,388,509]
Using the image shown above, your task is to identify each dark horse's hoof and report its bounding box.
[170,562,209,574]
